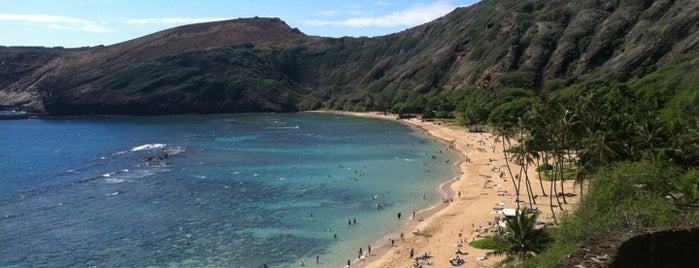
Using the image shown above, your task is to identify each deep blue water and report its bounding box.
[0,113,458,267]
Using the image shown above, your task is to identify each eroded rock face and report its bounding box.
[556,227,699,268]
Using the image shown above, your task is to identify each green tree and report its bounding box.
[455,87,493,126]
[489,209,549,263]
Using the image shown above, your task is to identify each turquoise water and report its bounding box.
[0,113,459,267]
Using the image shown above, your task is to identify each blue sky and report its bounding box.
[1,0,479,48]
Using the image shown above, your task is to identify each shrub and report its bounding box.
[469,237,509,251]
[564,161,681,241]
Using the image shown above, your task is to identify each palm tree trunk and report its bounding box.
[535,156,547,196]
[519,132,536,207]
[552,154,563,209]
[501,134,520,207]
[523,161,536,206]
[543,150,558,222]
[558,154,568,204]
[516,164,528,208]
[577,168,585,203]
[548,167,558,224]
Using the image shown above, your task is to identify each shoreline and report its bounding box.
[329,111,477,268]
[353,173,463,268]
[313,110,465,267]
[320,111,578,268]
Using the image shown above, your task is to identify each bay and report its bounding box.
[0,113,459,267]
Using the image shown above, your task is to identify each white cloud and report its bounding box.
[124,17,231,25]
[302,1,456,28]
[319,10,339,17]
[0,13,112,32]
[373,1,391,7]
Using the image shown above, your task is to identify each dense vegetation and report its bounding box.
[448,53,697,266]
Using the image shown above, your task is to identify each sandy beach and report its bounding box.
[330,111,579,268]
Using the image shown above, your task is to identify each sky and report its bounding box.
[0,0,480,48]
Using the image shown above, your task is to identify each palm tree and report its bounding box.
[580,129,620,168]
[528,136,548,197]
[522,95,560,221]
[574,163,587,202]
[550,144,566,207]
[631,115,668,160]
[535,144,559,224]
[551,109,580,205]
[521,141,538,207]
[507,134,539,208]
[522,97,552,197]
[493,125,522,202]
[487,209,549,263]
[518,118,543,208]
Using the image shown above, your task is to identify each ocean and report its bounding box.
[0,113,459,267]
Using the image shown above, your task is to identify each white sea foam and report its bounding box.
[131,143,167,152]
[105,191,121,196]
[105,178,125,184]
[99,168,159,184]
[163,145,185,155]
[268,126,300,130]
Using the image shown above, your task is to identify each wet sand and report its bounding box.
[325,111,579,268]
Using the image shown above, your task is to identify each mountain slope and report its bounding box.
[0,17,315,114]
[0,0,697,116]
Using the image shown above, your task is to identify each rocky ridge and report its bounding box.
[0,0,697,116]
